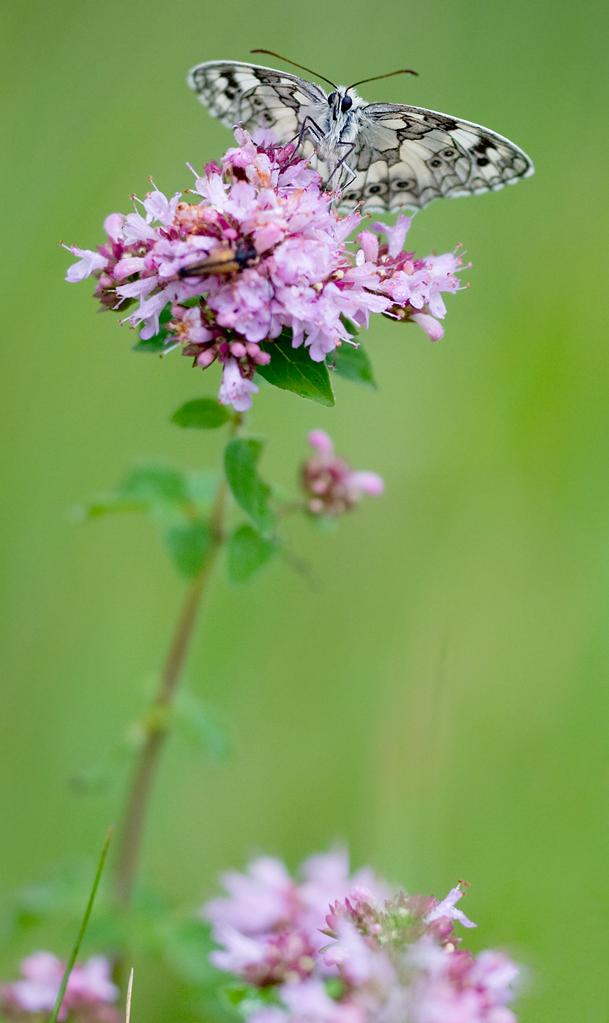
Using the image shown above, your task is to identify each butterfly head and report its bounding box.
[327,88,359,121]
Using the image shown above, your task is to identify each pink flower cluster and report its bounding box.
[302,431,384,516]
[205,852,519,1023]
[1,953,118,1023]
[64,130,464,412]
[203,848,389,985]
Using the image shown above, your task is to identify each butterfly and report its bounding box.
[187,50,534,215]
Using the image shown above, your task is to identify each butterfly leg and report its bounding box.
[286,115,326,161]
[324,140,356,189]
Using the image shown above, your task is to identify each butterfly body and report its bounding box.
[188,60,534,214]
[295,87,366,185]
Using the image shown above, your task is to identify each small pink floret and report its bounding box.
[426,884,477,929]
[218,358,258,413]
[64,246,107,283]
[308,430,334,455]
[302,433,384,516]
[348,471,384,497]
[411,312,445,341]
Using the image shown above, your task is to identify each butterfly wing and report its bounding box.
[340,103,534,213]
[187,60,328,145]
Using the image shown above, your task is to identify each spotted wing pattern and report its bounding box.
[187,60,328,144]
[339,103,534,213]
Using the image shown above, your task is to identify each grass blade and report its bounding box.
[48,827,113,1023]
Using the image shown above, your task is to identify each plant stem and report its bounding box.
[49,828,113,1023]
[112,460,232,912]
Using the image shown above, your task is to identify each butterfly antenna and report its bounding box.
[250,49,337,90]
[347,68,419,91]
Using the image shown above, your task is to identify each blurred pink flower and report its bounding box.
[206,851,520,1023]
[203,848,389,986]
[211,926,317,986]
[64,131,464,411]
[302,431,384,516]
[2,953,118,1022]
[205,855,296,935]
[407,941,518,1023]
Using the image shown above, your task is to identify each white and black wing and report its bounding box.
[187,60,328,145]
[340,103,534,213]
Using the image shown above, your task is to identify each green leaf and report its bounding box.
[76,464,196,524]
[75,494,147,521]
[70,726,142,795]
[132,332,170,354]
[258,332,335,406]
[324,977,347,1000]
[186,469,220,509]
[221,984,281,1017]
[227,524,277,583]
[161,917,217,985]
[171,398,231,430]
[173,692,229,759]
[164,519,213,577]
[330,341,376,389]
[4,871,88,938]
[118,464,188,506]
[224,439,275,533]
[222,985,253,1008]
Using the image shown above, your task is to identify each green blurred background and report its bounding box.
[2,1,609,1020]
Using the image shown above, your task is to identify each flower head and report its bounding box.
[301,431,384,516]
[206,851,520,1023]
[1,953,118,1023]
[64,132,464,411]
